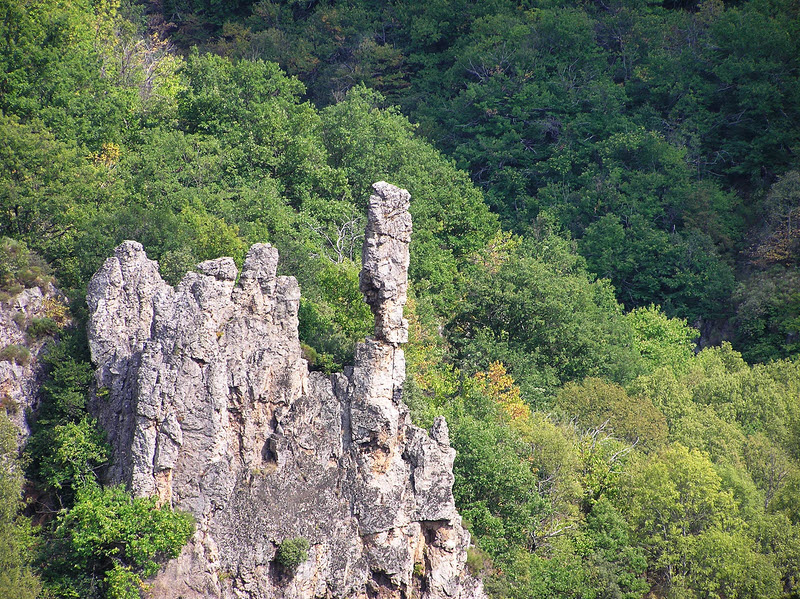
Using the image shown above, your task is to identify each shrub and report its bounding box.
[0,344,31,366]
[413,561,425,578]
[275,537,310,573]
[465,546,492,577]
[105,564,140,599]
[42,297,69,325]
[44,484,195,598]
[300,342,319,367]
[0,238,53,294]
[27,317,60,340]
[1,394,19,415]
[0,414,42,599]
[0,238,28,288]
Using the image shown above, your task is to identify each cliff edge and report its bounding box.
[87,182,484,599]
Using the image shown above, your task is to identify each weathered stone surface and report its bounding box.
[87,183,484,599]
[0,283,69,437]
[360,181,412,345]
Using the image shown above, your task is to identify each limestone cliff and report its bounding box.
[87,182,484,599]
[1,282,68,437]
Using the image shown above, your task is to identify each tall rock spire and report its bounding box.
[360,181,412,345]
[87,183,484,599]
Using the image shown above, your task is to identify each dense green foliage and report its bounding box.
[44,484,194,599]
[274,537,310,574]
[1,0,799,597]
[159,0,800,358]
[15,329,195,598]
[0,238,54,298]
[0,415,40,599]
[447,227,644,404]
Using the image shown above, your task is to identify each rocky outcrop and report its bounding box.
[360,181,412,345]
[0,284,68,437]
[87,182,484,599]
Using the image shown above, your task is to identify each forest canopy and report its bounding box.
[1,0,799,597]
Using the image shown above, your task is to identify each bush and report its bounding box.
[0,238,53,294]
[275,537,310,573]
[0,344,31,366]
[43,484,195,598]
[105,564,140,599]
[27,317,60,340]
[1,394,19,415]
[465,546,492,577]
[0,414,41,599]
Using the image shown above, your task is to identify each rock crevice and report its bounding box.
[87,182,483,599]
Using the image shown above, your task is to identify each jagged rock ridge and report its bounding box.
[87,182,484,599]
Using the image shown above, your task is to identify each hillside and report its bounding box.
[1,1,799,598]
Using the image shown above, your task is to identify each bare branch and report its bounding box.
[308,214,365,263]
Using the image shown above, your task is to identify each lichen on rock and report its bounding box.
[87,182,484,599]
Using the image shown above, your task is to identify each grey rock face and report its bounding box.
[360,182,412,345]
[0,283,68,437]
[87,182,484,599]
